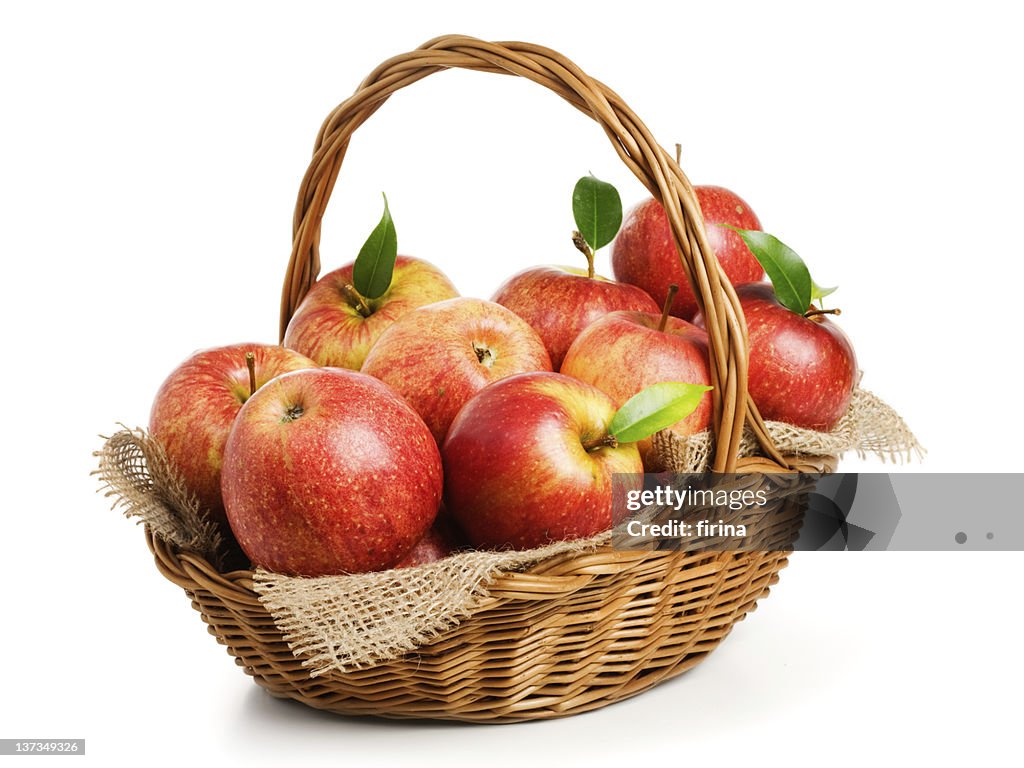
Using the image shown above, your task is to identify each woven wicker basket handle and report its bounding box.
[279,34,783,472]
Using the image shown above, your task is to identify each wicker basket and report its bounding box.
[148,35,837,723]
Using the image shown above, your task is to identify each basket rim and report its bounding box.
[145,524,794,608]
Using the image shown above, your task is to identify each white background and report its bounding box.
[2,1,1021,766]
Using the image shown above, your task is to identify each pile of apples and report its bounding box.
[149,178,857,577]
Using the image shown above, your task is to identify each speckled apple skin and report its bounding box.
[442,372,644,550]
[612,186,764,320]
[221,368,443,576]
[561,310,712,469]
[148,343,317,528]
[491,266,659,368]
[361,297,552,444]
[283,255,459,370]
[697,283,857,431]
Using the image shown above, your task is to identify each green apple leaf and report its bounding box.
[721,225,812,314]
[608,382,713,444]
[352,193,398,299]
[811,279,838,301]
[573,174,622,252]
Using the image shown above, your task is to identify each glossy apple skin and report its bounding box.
[361,297,552,444]
[221,368,442,576]
[283,255,459,370]
[148,344,317,528]
[491,266,659,369]
[561,311,712,469]
[696,282,857,431]
[612,186,764,321]
[442,372,644,550]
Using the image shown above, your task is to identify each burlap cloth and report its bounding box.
[95,387,919,676]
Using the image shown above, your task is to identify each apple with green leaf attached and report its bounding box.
[694,227,856,431]
[492,175,659,368]
[442,372,710,550]
[561,284,713,469]
[149,343,317,529]
[361,297,552,444]
[283,195,459,369]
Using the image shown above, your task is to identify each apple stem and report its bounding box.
[245,352,257,399]
[583,433,619,452]
[658,284,679,332]
[473,342,495,368]
[281,404,305,423]
[803,307,842,319]
[572,230,595,279]
[342,283,372,317]
[675,143,682,167]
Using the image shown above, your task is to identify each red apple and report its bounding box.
[560,307,712,469]
[149,343,317,528]
[491,267,659,368]
[361,297,552,444]
[393,516,463,568]
[696,282,857,431]
[283,255,459,370]
[612,186,764,321]
[442,372,644,550]
[221,367,442,576]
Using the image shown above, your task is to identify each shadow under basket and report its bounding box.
[149,529,793,723]
[137,35,844,723]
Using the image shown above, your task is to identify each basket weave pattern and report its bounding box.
[151,532,789,721]
[145,35,831,722]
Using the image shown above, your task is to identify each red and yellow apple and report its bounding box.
[442,372,643,550]
[491,267,659,368]
[361,297,552,444]
[696,282,857,431]
[561,309,712,468]
[612,186,764,320]
[149,343,316,528]
[283,255,458,370]
[221,367,442,576]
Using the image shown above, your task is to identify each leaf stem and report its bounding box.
[342,283,372,317]
[245,352,257,399]
[582,433,619,452]
[803,307,842,319]
[572,230,595,279]
[658,284,679,332]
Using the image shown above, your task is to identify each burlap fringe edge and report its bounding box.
[253,533,608,676]
[96,386,920,675]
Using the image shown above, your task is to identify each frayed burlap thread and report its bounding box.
[652,388,923,472]
[93,427,605,673]
[249,388,919,675]
[96,385,918,676]
[93,426,224,567]
[253,535,606,675]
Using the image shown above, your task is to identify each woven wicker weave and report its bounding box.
[147,34,838,722]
